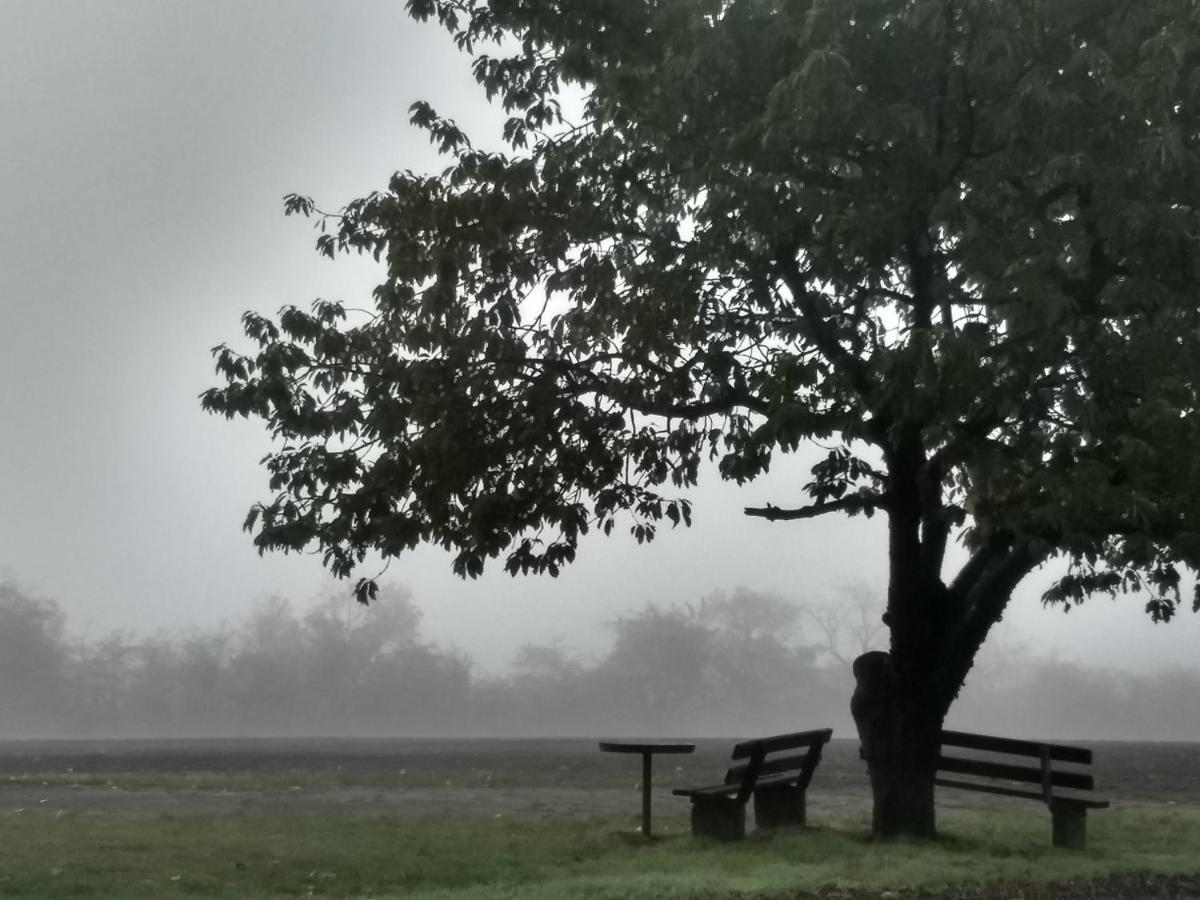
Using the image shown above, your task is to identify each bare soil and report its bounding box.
[0,737,1196,820]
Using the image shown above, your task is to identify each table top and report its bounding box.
[598,741,696,754]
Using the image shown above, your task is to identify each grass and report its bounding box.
[0,804,1198,899]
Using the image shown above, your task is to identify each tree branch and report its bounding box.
[947,545,1003,598]
[504,356,771,418]
[920,514,952,575]
[939,545,1043,705]
[744,493,887,522]
[626,393,767,418]
[774,255,879,423]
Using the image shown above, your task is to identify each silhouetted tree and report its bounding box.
[205,0,1200,836]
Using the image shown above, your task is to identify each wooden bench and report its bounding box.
[936,729,1109,849]
[673,728,833,840]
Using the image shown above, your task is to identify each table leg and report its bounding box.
[642,752,653,837]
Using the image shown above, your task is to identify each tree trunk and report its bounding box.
[859,423,1036,839]
[851,650,944,839]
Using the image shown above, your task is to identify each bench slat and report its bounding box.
[731,728,832,759]
[725,751,814,784]
[938,754,1094,791]
[935,777,1046,802]
[936,778,1111,810]
[941,730,1092,765]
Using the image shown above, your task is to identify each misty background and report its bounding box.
[4,1,1200,742]
[3,574,1198,742]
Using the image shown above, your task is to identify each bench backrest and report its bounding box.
[938,729,1095,802]
[722,728,834,804]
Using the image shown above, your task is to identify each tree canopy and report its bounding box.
[204,0,1200,630]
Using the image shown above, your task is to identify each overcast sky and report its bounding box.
[3,1,1198,678]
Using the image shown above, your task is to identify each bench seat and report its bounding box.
[675,770,815,799]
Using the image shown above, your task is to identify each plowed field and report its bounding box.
[0,737,1195,819]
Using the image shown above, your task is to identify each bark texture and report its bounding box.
[851,650,944,839]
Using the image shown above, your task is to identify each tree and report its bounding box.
[204,0,1200,837]
[804,582,887,668]
[229,595,307,733]
[0,578,69,736]
[596,604,716,730]
[299,583,425,730]
[506,640,591,733]
[698,588,826,734]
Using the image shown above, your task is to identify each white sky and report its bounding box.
[2,1,1198,678]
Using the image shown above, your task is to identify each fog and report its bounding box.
[2,575,1197,743]
[3,1,1200,744]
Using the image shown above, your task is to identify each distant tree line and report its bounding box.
[0,577,1196,741]
[0,578,472,738]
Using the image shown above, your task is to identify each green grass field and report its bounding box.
[1,805,1198,899]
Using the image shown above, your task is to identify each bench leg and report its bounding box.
[690,797,746,841]
[754,785,806,830]
[1050,800,1088,850]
